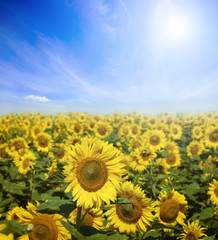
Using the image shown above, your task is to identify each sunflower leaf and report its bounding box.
[60,220,86,240]
[199,207,215,220]
[113,197,133,204]
[0,220,29,237]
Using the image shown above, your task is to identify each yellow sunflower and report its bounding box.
[155,189,188,226]
[192,126,203,140]
[13,151,36,175]
[6,137,29,157]
[170,124,183,140]
[177,220,207,240]
[208,179,218,206]
[128,137,143,150]
[63,136,126,209]
[105,181,154,235]
[0,233,14,240]
[204,126,218,148]
[65,120,84,135]
[17,202,70,240]
[145,129,167,152]
[187,141,204,157]
[94,121,113,139]
[129,147,156,171]
[118,124,130,138]
[6,206,25,223]
[164,151,181,169]
[69,207,104,230]
[33,132,53,152]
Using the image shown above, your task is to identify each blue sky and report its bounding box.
[0,0,218,115]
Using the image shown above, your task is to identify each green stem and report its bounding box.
[76,206,82,231]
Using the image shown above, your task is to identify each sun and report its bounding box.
[165,15,189,41]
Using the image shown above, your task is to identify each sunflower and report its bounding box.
[177,220,207,240]
[170,124,182,140]
[165,141,180,154]
[6,206,25,223]
[0,232,14,240]
[187,141,204,157]
[129,147,156,171]
[33,132,53,152]
[118,124,130,138]
[192,126,203,140]
[208,179,218,206]
[63,136,126,209]
[17,202,70,240]
[30,123,46,140]
[204,126,218,149]
[129,124,140,138]
[128,137,143,150]
[145,129,166,152]
[69,207,104,230]
[164,151,181,169]
[48,143,68,162]
[155,189,188,226]
[13,151,36,175]
[65,120,84,135]
[94,121,113,139]
[105,181,154,235]
[6,137,29,157]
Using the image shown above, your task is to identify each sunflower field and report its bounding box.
[0,111,218,240]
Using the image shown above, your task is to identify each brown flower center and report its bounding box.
[214,186,218,198]
[173,128,178,134]
[190,145,198,155]
[74,123,81,133]
[29,214,58,240]
[38,136,49,148]
[116,197,142,223]
[76,158,108,192]
[140,151,150,161]
[209,131,218,143]
[149,135,160,146]
[98,127,106,136]
[160,199,180,223]
[23,158,30,169]
[166,153,176,165]
[186,232,197,240]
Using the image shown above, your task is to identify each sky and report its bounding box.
[0,0,218,115]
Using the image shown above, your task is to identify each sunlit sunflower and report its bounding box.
[177,220,207,240]
[65,120,84,135]
[145,129,167,152]
[6,137,29,157]
[6,206,25,223]
[48,143,68,162]
[0,233,14,240]
[164,151,181,169]
[105,181,154,235]
[129,147,156,171]
[155,189,188,226]
[128,137,143,150]
[192,126,203,140]
[17,202,70,240]
[208,179,218,206]
[33,132,53,152]
[63,136,126,209]
[204,126,218,149]
[13,151,36,175]
[94,121,113,139]
[165,141,180,154]
[30,123,46,140]
[69,207,104,230]
[170,124,183,140]
[187,141,204,157]
[129,124,140,138]
[118,124,130,138]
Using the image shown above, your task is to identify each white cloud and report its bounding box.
[24,95,50,102]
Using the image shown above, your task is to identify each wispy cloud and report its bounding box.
[24,95,50,102]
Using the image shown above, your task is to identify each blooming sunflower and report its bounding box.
[13,151,36,175]
[6,206,25,223]
[105,181,154,235]
[170,124,182,140]
[155,189,188,226]
[187,141,204,157]
[118,124,130,138]
[0,232,14,240]
[129,147,156,171]
[69,207,104,230]
[192,126,203,140]
[94,121,113,139]
[6,137,29,157]
[177,220,207,240]
[204,126,218,149]
[63,136,126,209]
[33,132,53,152]
[164,151,181,169]
[208,179,218,206]
[145,129,166,152]
[17,202,70,240]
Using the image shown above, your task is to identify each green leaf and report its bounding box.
[0,196,14,208]
[87,232,129,240]
[192,154,201,161]
[204,235,216,240]
[184,182,200,196]
[2,180,25,196]
[0,220,29,237]
[61,220,86,240]
[113,197,133,204]
[36,200,76,216]
[42,171,65,184]
[159,151,169,158]
[199,207,214,220]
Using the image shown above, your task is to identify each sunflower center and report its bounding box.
[29,214,58,240]
[116,198,142,223]
[132,127,137,135]
[209,131,218,143]
[74,124,81,133]
[77,158,108,192]
[38,137,48,147]
[141,151,149,161]
[23,158,30,169]
[150,135,160,146]
[214,187,218,198]
[98,127,106,135]
[173,128,178,134]
[123,129,128,135]
[166,154,176,165]
[190,145,198,155]
[186,232,197,240]
[160,199,180,223]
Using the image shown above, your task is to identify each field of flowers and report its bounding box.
[0,111,217,240]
